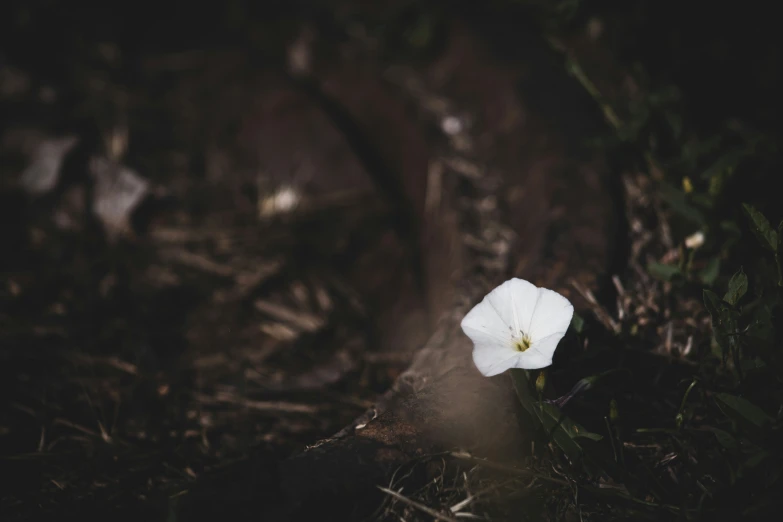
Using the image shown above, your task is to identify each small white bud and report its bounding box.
[685,231,705,249]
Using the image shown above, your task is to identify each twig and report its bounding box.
[449,452,569,486]
[52,418,101,438]
[159,248,235,277]
[378,486,458,522]
[569,278,620,334]
[68,353,139,375]
[450,479,513,513]
[254,299,324,332]
[559,51,621,130]
[194,392,318,414]
[426,160,444,213]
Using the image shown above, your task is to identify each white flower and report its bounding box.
[685,231,705,249]
[460,278,574,376]
[259,185,301,218]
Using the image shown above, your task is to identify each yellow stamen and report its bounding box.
[514,335,532,352]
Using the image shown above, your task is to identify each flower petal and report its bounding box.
[515,348,553,370]
[461,299,514,350]
[473,339,555,375]
[529,288,574,342]
[485,278,539,337]
[472,346,521,376]
[529,331,569,363]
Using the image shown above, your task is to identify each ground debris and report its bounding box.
[18,135,79,195]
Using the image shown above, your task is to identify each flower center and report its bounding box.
[513,334,532,352]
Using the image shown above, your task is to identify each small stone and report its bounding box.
[19,136,79,195]
[441,116,463,135]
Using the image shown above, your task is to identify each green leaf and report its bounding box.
[703,289,729,318]
[676,379,699,429]
[659,183,706,225]
[532,402,585,461]
[740,358,767,372]
[537,402,603,440]
[665,111,683,140]
[509,368,544,450]
[721,220,743,236]
[742,203,779,252]
[516,377,584,460]
[699,257,721,285]
[746,304,780,372]
[704,427,738,449]
[648,261,681,282]
[747,304,774,345]
[510,370,601,462]
[723,267,748,306]
[404,14,435,49]
[715,393,773,428]
[681,135,722,165]
[703,290,741,361]
[744,449,771,469]
[510,368,537,418]
[720,220,743,250]
[571,313,584,334]
[700,148,746,181]
[551,369,631,409]
[691,193,714,209]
